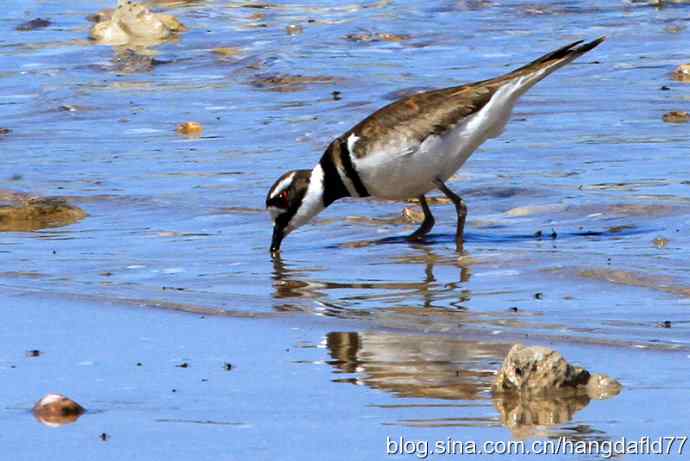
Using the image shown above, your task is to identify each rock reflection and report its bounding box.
[324,331,609,438]
[493,393,591,439]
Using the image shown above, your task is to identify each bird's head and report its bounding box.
[266,166,325,255]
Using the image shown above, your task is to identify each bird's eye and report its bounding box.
[279,190,289,207]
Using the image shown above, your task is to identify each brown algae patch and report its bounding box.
[0,191,87,232]
[16,18,52,31]
[344,32,411,43]
[575,268,690,298]
[250,74,339,92]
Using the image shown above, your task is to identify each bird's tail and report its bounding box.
[499,37,606,88]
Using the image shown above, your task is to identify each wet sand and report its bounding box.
[2,0,690,459]
[2,291,689,460]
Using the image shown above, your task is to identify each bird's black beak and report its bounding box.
[270,225,284,255]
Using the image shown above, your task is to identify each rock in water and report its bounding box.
[90,0,186,46]
[33,394,85,427]
[0,191,87,232]
[672,63,690,82]
[663,111,690,124]
[176,121,203,137]
[492,344,620,397]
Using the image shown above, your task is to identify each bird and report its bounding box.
[266,38,605,255]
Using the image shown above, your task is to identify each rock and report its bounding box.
[176,121,203,137]
[586,373,623,399]
[90,0,186,46]
[86,8,114,23]
[653,236,669,248]
[664,24,685,33]
[401,207,424,223]
[0,192,87,232]
[492,344,621,398]
[16,18,52,31]
[672,64,690,82]
[0,127,10,137]
[286,24,303,35]
[663,111,690,123]
[33,394,85,427]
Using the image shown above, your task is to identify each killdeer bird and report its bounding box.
[267,38,605,254]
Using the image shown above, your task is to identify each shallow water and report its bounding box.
[2,0,690,459]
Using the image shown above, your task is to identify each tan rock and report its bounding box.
[401,207,424,223]
[492,344,591,396]
[33,394,85,427]
[672,63,690,82]
[663,111,690,123]
[653,236,669,249]
[493,344,621,398]
[176,121,203,137]
[286,24,303,35]
[586,373,623,399]
[90,0,186,46]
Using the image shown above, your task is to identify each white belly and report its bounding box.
[353,76,532,200]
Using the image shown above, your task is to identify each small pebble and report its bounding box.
[663,111,689,123]
[534,292,544,300]
[653,236,669,249]
[176,362,189,368]
[508,306,519,312]
[657,320,672,328]
[224,362,233,371]
[331,90,342,101]
[100,433,110,442]
[33,394,85,426]
[0,128,11,136]
[286,24,303,35]
[26,350,41,358]
[176,121,203,137]
[665,24,685,34]
[401,207,424,223]
[672,64,690,82]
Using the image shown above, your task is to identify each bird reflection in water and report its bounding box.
[270,245,471,315]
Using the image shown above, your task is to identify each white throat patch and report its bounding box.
[288,164,325,231]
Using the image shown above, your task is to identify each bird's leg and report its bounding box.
[407,195,435,241]
[433,178,467,252]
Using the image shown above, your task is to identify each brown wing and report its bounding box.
[346,84,494,159]
[345,37,605,160]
